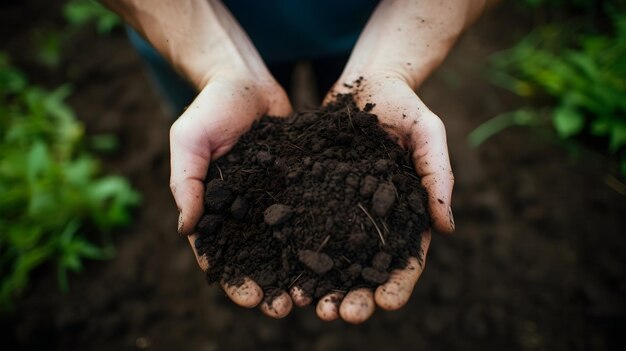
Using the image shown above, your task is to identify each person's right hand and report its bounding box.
[169,70,294,318]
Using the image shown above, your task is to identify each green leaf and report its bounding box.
[468,109,538,147]
[59,220,80,246]
[553,105,585,138]
[75,240,113,260]
[591,118,610,136]
[26,141,51,183]
[89,134,119,153]
[0,62,27,94]
[61,252,83,272]
[63,0,121,35]
[31,29,63,69]
[609,122,626,152]
[7,225,44,249]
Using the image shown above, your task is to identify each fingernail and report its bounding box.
[448,206,455,230]
[177,212,184,235]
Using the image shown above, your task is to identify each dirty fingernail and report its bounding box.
[448,206,455,230]
[178,212,184,235]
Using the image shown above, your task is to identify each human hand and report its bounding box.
[169,71,294,318]
[309,72,454,324]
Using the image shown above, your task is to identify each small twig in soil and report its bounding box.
[288,271,305,289]
[404,171,420,181]
[340,255,352,264]
[266,191,278,202]
[216,165,224,180]
[240,169,259,174]
[394,185,400,201]
[286,142,306,152]
[381,220,390,235]
[346,104,355,131]
[331,289,347,294]
[357,202,386,246]
[316,235,331,252]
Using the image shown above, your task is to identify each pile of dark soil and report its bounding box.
[194,95,430,301]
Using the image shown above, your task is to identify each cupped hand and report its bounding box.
[169,72,294,318]
[304,73,455,324]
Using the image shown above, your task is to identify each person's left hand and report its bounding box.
[296,72,454,324]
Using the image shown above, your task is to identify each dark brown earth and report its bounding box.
[195,96,429,300]
[1,1,625,350]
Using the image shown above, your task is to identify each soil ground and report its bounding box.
[1,1,625,350]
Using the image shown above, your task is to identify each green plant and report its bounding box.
[0,53,140,309]
[471,7,626,178]
[63,0,121,34]
[31,28,64,69]
[28,0,121,70]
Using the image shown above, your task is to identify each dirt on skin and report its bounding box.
[195,95,430,301]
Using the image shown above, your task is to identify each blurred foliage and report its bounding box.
[63,0,121,34]
[31,28,64,69]
[0,53,140,310]
[470,0,626,179]
[31,0,120,69]
[521,0,598,9]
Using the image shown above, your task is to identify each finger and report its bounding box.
[321,89,336,106]
[316,292,344,322]
[375,230,431,310]
[411,114,455,234]
[339,289,376,324]
[169,115,212,236]
[264,84,293,117]
[289,286,313,307]
[260,290,293,319]
[186,233,209,271]
[221,278,264,308]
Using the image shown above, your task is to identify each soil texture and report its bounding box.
[195,95,429,300]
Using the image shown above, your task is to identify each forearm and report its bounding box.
[341,0,496,90]
[101,0,270,89]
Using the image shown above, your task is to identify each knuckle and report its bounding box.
[424,113,446,134]
[169,118,189,140]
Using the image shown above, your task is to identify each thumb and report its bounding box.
[169,116,211,236]
[411,114,455,235]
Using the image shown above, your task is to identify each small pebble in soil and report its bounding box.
[361,267,389,284]
[264,204,294,226]
[298,250,334,275]
[196,214,223,235]
[204,179,233,211]
[372,251,393,271]
[360,175,379,197]
[230,196,248,220]
[372,182,397,217]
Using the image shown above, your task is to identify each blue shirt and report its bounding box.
[226,0,378,62]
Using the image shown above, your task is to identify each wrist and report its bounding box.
[339,37,457,92]
[110,0,271,91]
[336,0,479,92]
[169,3,272,90]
